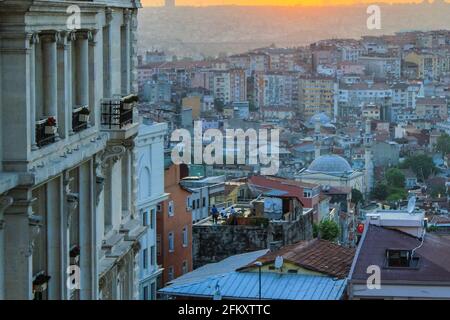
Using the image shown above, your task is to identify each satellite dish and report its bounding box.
[274,256,284,269]
[407,195,416,214]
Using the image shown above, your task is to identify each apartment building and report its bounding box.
[415,97,448,120]
[254,72,299,109]
[338,82,392,120]
[358,55,401,80]
[212,70,231,104]
[0,0,143,299]
[229,68,247,103]
[299,76,338,119]
[156,163,192,287]
[405,51,450,81]
[136,122,168,300]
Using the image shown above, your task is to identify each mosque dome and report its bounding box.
[308,112,331,126]
[307,154,353,174]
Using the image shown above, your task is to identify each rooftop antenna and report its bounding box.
[407,195,416,214]
[212,281,222,300]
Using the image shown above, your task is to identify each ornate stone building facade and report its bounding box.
[0,0,143,299]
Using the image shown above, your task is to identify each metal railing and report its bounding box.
[72,106,89,133]
[101,94,137,129]
[35,119,56,148]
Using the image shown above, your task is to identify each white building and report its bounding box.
[136,121,168,300]
[0,0,144,300]
[180,176,225,223]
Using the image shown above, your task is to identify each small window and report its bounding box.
[168,201,174,217]
[143,248,148,269]
[196,199,200,209]
[182,260,188,275]
[156,235,161,256]
[182,227,188,247]
[150,209,155,229]
[168,232,174,252]
[168,266,174,281]
[143,286,149,300]
[142,210,148,226]
[386,249,419,268]
[150,283,156,300]
[203,197,206,207]
[192,200,196,210]
[150,246,155,266]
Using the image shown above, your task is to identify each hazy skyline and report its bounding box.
[141,0,442,7]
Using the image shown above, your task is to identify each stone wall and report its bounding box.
[192,211,313,268]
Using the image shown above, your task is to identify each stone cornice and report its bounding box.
[1,131,109,186]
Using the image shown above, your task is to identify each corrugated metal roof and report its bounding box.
[167,250,269,286]
[159,272,347,300]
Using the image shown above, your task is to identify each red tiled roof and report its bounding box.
[239,239,355,279]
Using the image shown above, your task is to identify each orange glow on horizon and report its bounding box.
[141,0,429,7]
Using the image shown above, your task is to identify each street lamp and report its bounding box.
[254,261,263,300]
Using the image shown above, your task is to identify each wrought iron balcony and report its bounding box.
[35,118,57,148]
[72,106,90,133]
[101,94,139,139]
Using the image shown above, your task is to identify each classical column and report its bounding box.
[62,172,74,300]
[68,32,76,135]
[0,196,13,300]
[121,9,131,95]
[79,161,95,299]
[29,33,39,150]
[3,189,38,300]
[75,31,90,107]
[103,8,113,99]
[88,30,98,128]
[57,32,72,139]
[46,177,64,299]
[124,138,138,219]
[130,9,139,94]
[42,32,58,119]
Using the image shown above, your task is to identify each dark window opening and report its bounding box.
[385,249,419,268]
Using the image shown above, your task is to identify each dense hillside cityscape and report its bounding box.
[0,0,449,305]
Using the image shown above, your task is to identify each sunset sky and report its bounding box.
[141,0,429,6]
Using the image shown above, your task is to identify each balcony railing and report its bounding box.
[72,106,90,133]
[101,94,138,130]
[35,118,56,148]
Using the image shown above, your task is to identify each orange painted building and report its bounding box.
[157,164,193,286]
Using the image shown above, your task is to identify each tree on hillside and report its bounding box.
[385,168,405,188]
[371,183,389,200]
[351,188,364,206]
[435,133,450,155]
[401,154,436,181]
